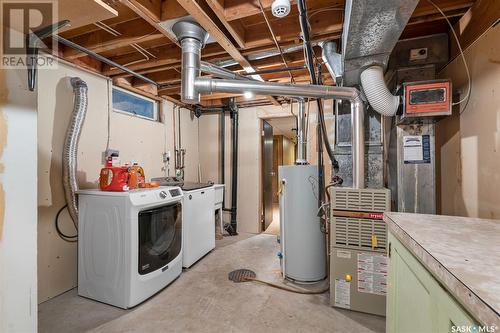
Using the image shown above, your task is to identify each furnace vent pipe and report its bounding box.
[173,20,365,189]
[200,61,256,81]
[63,77,88,228]
[296,99,307,165]
[360,65,399,117]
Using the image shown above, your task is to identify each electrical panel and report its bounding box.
[330,188,390,316]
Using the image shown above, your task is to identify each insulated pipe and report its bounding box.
[296,99,307,164]
[63,77,88,228]
[360,65,399,117]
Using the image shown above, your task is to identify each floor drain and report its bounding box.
[228,269,256,283]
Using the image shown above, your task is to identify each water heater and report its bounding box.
[279,165,326,283]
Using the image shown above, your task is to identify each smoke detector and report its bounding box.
[271,0,291,18]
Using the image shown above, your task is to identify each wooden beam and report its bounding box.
[63,18,161,59]
[103,42,226,76]
[59,3,138,39]
[121,0,179,44]
[206,0,246,48]
[161,0,189,20]
[201,92,243,100]
[176,0,280,106]
[58,0,118,33]
[243,10,343,49]
[451,0,500,57]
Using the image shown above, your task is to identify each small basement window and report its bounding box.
[112,87,159,121]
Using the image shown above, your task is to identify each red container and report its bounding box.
[99,166,130,192]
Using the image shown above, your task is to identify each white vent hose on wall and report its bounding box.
[62,77,88,229]
[360,65,399,117]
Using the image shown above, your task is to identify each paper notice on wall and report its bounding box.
[403,135,431,164]
[357,253,388,295]
[334,279,351,309]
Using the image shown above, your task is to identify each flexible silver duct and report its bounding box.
[63,77,88,228]
[360,65,399,116]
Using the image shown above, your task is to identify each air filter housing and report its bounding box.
[271,0,291,17]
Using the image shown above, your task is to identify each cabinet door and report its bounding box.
[436,285,476,332]
[387,233,439,333]
[387,232,478,333]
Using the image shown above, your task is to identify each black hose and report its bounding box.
[297,0,338,171]
[55,205,78,240]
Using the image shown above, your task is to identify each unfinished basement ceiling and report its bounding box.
[55,0,476,107]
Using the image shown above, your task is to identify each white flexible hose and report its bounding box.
[360,66,399,117]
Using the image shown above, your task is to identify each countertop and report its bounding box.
[384,212,500,327]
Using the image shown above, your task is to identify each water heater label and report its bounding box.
[357,253,388,295]
[334,279,351,309]
[403,135,431,164]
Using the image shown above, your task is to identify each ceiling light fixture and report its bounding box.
[244,91,254,99]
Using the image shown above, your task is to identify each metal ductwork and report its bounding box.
[321,41,343,85]
[341,0,419,86]
[296,99,307,165]
[62,77,88,228]
[173,20,366,189]
[214,43,318,69]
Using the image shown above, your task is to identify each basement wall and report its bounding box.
[437,25,500,218]
[0,68,38,332]
[37,60,199,302]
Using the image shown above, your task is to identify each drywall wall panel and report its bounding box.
[0,68,38,332]
[177,108,200,182]
[437,25,500,218]
[37,60,187,302]
[199,113,220,184]
[236,108,262,233]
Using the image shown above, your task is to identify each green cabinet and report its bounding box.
[387,232,477,333]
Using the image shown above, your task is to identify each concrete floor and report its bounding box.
[38,233,385,333]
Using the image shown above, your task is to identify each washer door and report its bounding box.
[138,202,182,275]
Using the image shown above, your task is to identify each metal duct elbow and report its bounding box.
[321,41,343,84]
[62,77,88,227]
[360,66,399,117]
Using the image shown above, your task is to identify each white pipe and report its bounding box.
[360,65,399,117]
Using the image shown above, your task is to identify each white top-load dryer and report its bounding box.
[77,186,183,309]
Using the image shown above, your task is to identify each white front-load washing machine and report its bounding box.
[77,186,183,309]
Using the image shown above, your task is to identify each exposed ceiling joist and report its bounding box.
[176,0,280,106]
[121,0,179,45]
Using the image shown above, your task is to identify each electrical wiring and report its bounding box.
[55,205,78,242]
[426,0,472,112]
